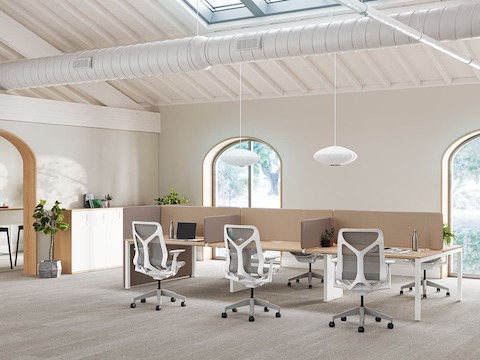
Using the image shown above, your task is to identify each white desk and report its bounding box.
[307,244,463,321]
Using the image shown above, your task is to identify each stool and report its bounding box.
[15,225,23,266]
[0,227,13,269]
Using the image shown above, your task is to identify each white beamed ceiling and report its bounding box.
[0,0,479,112]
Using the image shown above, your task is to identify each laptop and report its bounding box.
[176,222,197,240]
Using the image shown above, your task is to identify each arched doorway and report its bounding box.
[0,129,37,275]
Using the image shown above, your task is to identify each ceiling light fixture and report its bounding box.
[334,0,480,71]
[222,63,260,167]
[314,54,357,166]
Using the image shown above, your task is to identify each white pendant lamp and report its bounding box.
[314,54,357,166]
[222,64,260,167]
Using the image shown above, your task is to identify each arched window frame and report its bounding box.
[203,137,282,208]
[442,130,480,277]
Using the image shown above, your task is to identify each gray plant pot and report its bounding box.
[38,260,62,278]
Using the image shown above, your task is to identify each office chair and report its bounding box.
[221,224,281,322]
[329,228,394,333]
[288,252,323,289]
[399,258,450,298]
[130,221,186,311]
[0,227,13,269]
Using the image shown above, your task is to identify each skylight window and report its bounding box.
[181,0,351,25]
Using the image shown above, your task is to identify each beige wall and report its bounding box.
[159,83,480,212]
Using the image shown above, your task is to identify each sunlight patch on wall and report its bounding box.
[37,155,87,207]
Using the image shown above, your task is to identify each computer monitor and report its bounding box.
[176,222,197,239]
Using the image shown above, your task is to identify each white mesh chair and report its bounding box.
[400,258,450,298]
[221,224,281,322]
[130,221,186,311]
[288,253,323,289]
[329,228,394,333]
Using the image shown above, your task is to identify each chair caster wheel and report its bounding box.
[155,305,161,311]
[232,308,237,312]
[409,287,413,291]
[141,299,146,303]
[422,294,427,299]
[358,326,365,333]
[181,301,186,307]
[388,322,394,329]
[375,317,381,322]
[264,307,269,312]
[341,317,346,321]
[171,297,176,302]
[275,312,281,318]
[321,279,324,283]
[329,321,335,328]
[446,292,450,297]
[287,282,291,287]
[436,288,441,293]
[221,312,227,318]
[130,303,136,308]
[400,290,404,295]
[296,279,300,283]
[308,285,312,289]
[249,316,255,322]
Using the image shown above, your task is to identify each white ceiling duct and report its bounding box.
[0,3,479,90]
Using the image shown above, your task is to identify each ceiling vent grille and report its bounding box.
[236,37,262,51]
[72,57,93,70]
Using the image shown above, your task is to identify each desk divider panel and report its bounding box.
[240,208,333,242]
[159,206,240,238]
[333,210,443,250]
[301,217,334,248]
[204,214,241,244]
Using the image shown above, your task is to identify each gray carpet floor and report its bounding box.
[1,260,479,360]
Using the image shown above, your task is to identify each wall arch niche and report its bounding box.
[0,129,37,275]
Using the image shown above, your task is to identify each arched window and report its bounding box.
[443,131,480,278]
[203,138,281,208]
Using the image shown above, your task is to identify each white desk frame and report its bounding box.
[319,245,463,321]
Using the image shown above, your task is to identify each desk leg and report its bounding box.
[124,241,131,290]
[323,254,343,302]
[457,250,463,301]
[191,245,197,277]
[414,259,422,321]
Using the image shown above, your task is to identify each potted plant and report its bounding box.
[443,223,456,246]
[154,188,189,205]
[102,193,113,208]
[321,227,335,247]
[33,200,69,278]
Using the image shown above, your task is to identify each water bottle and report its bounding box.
[412,229,419,251]
[168,220,174,239]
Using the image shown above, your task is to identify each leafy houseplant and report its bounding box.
[155,188,189,205]
[103,193,113,208]
[443,223,456,246]
[33,200,69,278]
[321,227,335,247]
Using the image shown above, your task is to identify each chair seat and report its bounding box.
[290,252,323,263]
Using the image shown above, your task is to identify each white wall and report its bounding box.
[159,83,480,212]
[0,119,160,209]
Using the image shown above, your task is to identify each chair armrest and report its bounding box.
[169,249,185,272]
[265,256,279,263]
[385,259,395,265]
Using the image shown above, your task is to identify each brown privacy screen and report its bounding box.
[333,210,443,250]
[301,217,334,248]
[204,214,241,243]
[159,206,240,238]
[239,208,333,242]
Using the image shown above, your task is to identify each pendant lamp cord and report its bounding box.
[333,53,337,147]
[239,63,242,146]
